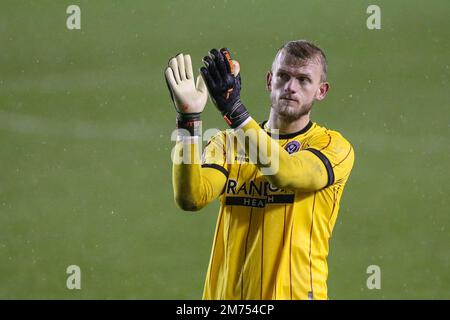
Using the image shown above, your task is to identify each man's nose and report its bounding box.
[284,78,299,93]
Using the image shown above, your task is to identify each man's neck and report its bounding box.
[266,108,311,134]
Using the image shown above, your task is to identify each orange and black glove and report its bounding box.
[200,48,250,129]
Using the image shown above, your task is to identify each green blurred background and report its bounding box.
[0,0,449,299]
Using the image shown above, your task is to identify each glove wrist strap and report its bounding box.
[176,112,202,137]
[222,99,250,129]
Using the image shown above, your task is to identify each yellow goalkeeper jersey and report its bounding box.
[200,120,354,300]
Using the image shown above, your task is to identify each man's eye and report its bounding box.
[278,73,289,81]
[299,77,309,83]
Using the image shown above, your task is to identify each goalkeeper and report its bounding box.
[165,40,354,300]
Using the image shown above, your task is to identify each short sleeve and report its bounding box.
[305,130,355,186]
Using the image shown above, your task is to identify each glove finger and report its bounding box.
[168,56,181,84]
[164,67,176,103]
[210,48,228,80]
[232,60,240,76]
[220,48,235,75]
[203,55,222,86]
[220,47,231,57]
[203,55,214,68]
[196,73,207,93]
[184,54,193,79]
[200,66,216,93]
[208,48,221,67]
[209,48,220,61]
[176,53,187,81]
[165,66,177,86]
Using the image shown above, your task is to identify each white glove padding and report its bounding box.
[165,53,207,114]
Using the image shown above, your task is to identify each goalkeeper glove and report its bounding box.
[200,48,250,129]
[165,53,207,137]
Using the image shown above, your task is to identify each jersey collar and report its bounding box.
[260,120,313,139]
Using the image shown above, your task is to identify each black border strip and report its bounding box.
[0,300,440,317]
[306,148,335,187]
[225,195,294,207]
[201,163,229,179]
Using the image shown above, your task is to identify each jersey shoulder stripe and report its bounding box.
[301,123,355,185]
[305,148,335,187]
[201,163,229,178]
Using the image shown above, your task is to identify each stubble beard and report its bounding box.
[271,97,313,121]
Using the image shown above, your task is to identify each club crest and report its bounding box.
[285,141,301,154]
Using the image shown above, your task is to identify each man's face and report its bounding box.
[267,50,329,121]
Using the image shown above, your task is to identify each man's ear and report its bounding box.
[315,82,330,101]
[266,71,273,91]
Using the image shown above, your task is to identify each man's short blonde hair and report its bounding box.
[273,40,328,81]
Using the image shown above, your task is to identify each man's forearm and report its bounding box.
[172,139,226,211]
[239,119,328,192]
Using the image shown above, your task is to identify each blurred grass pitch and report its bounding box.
[0,0,449,299]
